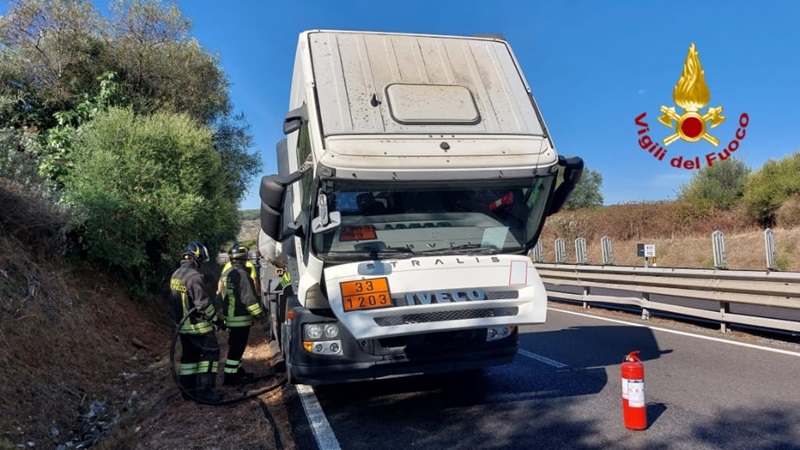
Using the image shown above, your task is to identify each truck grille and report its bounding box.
[374,307,518,326]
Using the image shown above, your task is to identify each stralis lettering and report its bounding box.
[404,288,487,305]
[388,256,501,268]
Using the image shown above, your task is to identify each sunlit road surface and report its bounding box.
[287,306,800,450]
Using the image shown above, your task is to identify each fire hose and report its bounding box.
[169,306,287,406]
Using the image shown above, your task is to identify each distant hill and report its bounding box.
[239,209,259,221]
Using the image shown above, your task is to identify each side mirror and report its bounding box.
[547,156,585,216]
[259,170,305,241]
[283,103,309,135]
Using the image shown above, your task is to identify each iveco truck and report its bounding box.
[257,29,583,385]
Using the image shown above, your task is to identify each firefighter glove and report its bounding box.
[213,318,227,331]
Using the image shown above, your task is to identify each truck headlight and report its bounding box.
[304,324,323,340]
[323,323,339,338]
[302,322,343,356]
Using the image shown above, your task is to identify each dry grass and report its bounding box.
[540,201,758,244]
[565,227,800,270]
[539,202,799,270]
[0,232,171,448]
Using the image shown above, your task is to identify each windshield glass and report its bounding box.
[311,175,556,261]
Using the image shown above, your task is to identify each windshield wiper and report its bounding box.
[325,247,415,260]
[418,243,500,255]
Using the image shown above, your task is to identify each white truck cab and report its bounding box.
[258,30,583,385]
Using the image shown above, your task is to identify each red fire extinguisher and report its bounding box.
[621,350,647,430]
[488,192,514,212]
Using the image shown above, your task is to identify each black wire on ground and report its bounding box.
[258,399,285,450]
[169,307,287,406]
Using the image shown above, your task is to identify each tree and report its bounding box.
[105,0,231,125]
[212,112,262,203]
[63,107,239,295]
[0,0,260,195]
[0,0,106,128]
[742,151,800,227]
[563,167,604,210]
[678,157,750,210]
[0,0,231,128]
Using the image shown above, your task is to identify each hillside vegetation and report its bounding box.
[539,201,800,271]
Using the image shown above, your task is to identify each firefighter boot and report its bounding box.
[224,367,255,386]
[179,375,196,400]
[194,373,222,403]
[237,367,255,384]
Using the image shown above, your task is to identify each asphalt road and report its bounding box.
[286,306,800,450]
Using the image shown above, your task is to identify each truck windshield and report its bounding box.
[311,175,556,261]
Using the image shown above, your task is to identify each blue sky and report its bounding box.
[21,1,800,209]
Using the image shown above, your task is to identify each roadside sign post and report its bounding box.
[637,243,656,268]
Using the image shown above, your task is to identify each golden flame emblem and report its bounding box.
[658,43,726,146]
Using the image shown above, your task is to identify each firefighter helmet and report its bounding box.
[182,241,210,264]
[228,242,249,261]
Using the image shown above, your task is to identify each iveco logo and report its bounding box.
[403,289,487,305]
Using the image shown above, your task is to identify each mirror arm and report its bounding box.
[283,103,309,135]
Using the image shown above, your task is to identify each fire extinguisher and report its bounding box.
[489,192,514,212]
[621,350,647,430]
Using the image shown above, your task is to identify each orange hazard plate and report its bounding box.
[340,277,392,312]
[339,225,377,241]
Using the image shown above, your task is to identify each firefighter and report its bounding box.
[169,241,222,402]
[218,243,264,385]
[220,242,260,293]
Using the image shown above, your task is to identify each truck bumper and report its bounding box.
[287,307,519,385]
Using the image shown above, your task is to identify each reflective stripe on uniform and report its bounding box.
[224,359,241,374]
[180,363,198,375]
[196,360,219,374]
[224,315,254,327]
[278,273,291,289]
[181,321,213,334]
[246,303,263,316]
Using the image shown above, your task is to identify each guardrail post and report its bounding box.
[712,230,727,269]
[583,285,591,309]
[575,237,588,264]
[555,238,566,264]
[765,228,777,270]
[641,293,650,320]
[601,236,614,265]
[720,302,730,333]
[532,239,544,263]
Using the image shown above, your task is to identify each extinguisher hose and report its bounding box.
[169,306,287,406]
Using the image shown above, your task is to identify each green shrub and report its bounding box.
[677,157,750,210]
[742,152,800,226]
[775,195,800,228]
[63,107,239,296]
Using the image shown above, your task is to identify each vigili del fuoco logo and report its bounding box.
[634,43,749,170]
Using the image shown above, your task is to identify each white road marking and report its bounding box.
[549,306,800,358]
[296,384,341,450]
[517,348,569,368]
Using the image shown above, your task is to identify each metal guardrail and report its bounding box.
[533,263,800,334]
